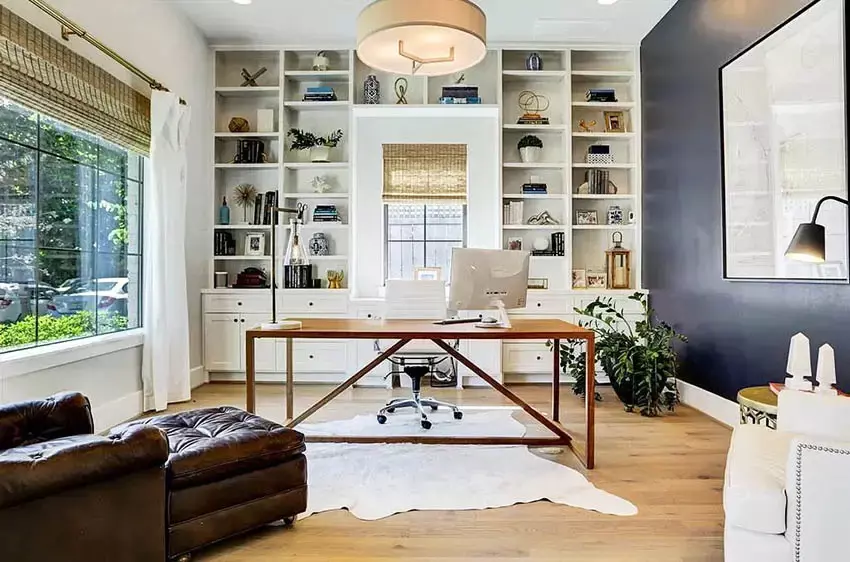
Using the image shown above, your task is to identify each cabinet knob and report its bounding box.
[233,318,238,323]
[367,313,372,318]
[308,302,314,306]
[309,355,314,359]
[240,319,245,323]
[536,356,541,361]
[237,301,242,306]
[536,302,542,307]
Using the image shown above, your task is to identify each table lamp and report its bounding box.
[785,195,849,262]
[260,205,304,330]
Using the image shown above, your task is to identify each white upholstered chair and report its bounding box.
[724,389,850,562]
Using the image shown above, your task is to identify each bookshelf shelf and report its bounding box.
[214,224,272,229]
[503,225,566,230]
[283,162,349,169]
[282,192,349,199]
[214,255,273,261]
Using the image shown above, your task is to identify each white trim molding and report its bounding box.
[678,379,739,427]
[92,390,143,432]
[190,365,208,389]
[0,329,144,380]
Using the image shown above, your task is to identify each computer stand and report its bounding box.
[476,300,512,329]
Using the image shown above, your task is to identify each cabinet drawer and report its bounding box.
[280,293,349,315]
[502,343,554,373]
[513,294,567,315]
[205,294,267,313]
[291,341,348,372]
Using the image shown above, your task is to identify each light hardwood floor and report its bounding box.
[170,383,730,562]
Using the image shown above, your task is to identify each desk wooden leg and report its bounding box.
[246,333,256,414]
[552,338,560,422]
[286,337,293,421]
[585,334,596,469]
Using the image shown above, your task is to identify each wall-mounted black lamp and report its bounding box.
[785,196,849,263]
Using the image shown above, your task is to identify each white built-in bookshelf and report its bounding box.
[211,46,641,294]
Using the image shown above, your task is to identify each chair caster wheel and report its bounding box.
[430,405,438,411]
[421,420,432,430]
[453,411,463,420]
[386,407,395,413]
[377,414,387,424]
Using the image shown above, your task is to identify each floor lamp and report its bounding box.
[261,205,303,330]
[785,195,849,263]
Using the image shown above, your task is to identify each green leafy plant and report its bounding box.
[517,135,543,150]
[549,293,687,417]
[287,128,344,150]
[0,311,128,349]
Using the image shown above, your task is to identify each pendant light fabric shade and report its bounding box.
[785,222,826,263]
[357,0,486,76]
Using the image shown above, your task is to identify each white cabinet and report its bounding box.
[204,313,241,371]
[503,342,553,374]
[240,313,277,372]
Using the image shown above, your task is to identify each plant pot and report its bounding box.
[519,146,541,163]
[604,358,635,408]
[310,145,331,162]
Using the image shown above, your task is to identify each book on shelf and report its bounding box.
[521,183,548,194]
[214,231,235,256]
[252,193,264,226]
[302,94,338,101]
[586,169,610,194]
[262,191,278,225]
[517,117,550,125]
[502,201,524,225]
[551,232,565,256]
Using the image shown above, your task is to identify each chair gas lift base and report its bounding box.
[378,365,463,429]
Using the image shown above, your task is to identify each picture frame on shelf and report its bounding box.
[572,269,587,289]
[586,270,607,289]
[575,210,598,225]
[507,237,523,251]
[528,277,548,290]
[604,111,626,133]
[245,233,266,256]
[414,267,442,281]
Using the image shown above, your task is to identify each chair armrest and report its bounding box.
[0,425,168,509]
[785,436,850,562]
[0,392,94,450]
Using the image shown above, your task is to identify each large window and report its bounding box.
[385,204,466,281]
[0,97,143,353]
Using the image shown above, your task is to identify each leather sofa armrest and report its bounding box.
[785,437,850,562]
[0,392,94,450]
[0,425,168,509]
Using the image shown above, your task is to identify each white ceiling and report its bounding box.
[160,0,678,46]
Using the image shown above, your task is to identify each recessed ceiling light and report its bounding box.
[232,0,252,5]
[598,0,619,5]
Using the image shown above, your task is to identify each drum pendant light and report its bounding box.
[356,0,487,76]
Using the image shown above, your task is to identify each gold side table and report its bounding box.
[737,386,778,430]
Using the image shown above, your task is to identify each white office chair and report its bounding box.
[376,279,462,429]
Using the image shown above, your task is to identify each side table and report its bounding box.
[737,386,778,429]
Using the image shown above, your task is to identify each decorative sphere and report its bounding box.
[533,237,549,251]
[228,117,250,133]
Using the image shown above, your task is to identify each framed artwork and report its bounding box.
[507,237,523,251]
[575,210,598,225]
[245,233,266,256]
[528,277,548,290]
[572,269,587,289]
[720,0,847,282]
[604,111,625,133]
[414,267,442,281]
[586,270,607,289]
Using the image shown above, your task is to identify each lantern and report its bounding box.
[605,231,631,290]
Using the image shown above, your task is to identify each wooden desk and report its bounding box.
[245,318,596,468]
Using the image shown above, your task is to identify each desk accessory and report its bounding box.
[240,67,267,87]
[517,91,550,125]
[263,205,305,330]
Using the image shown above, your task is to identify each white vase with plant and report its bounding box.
[287,128,344,163]
[518,135,543,163]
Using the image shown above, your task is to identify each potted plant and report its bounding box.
[287,128,344,163]
[549,293,687,417]
[517,135,543,163]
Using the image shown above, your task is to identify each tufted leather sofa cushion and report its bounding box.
[114,407,305,489]
[0,425,168,509]
[0,392,94,451]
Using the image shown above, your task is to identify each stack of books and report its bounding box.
[502,201,524,225]
[312,205,341,222]
[586,169,610,194]
[521,183,548,195]
[251,191,278,225]
[439,84,481,104]
[303,86,338,102]
[214,231,236,256]
[517,114,550,125]
[586,88,617,102]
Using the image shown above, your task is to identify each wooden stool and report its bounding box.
[737,386,778,429]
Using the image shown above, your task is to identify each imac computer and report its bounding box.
[448,248,530,328]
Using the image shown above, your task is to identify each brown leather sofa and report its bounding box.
[0,392,170,562]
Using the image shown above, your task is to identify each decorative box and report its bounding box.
[587,153,615,165]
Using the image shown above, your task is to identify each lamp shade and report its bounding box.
[356,0,487,76]
[785,222,826,263]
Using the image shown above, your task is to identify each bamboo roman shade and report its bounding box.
[382,144,468,204]
[0,6,151,154]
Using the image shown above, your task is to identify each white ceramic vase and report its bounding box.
[519,146,541,164]
[310,145,331,162]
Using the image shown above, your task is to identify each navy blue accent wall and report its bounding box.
[641,0,849,400]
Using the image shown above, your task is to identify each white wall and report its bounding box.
[351,106,501,298]
[0,0,212,422]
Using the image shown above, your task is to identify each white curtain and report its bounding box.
[142,91,191,412]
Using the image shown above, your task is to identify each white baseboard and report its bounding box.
[92,391,143,432]
[677,380,739,427]
[190,365,207,389]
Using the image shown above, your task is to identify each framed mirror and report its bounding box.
[720,0,847,281]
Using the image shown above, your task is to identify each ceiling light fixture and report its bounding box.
[356,0,487,76]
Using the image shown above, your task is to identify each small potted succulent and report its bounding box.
[287,128,344,162]
[517,135,543,163]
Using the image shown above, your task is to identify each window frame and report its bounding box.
[383,203,468,283]
[0,97,145,355]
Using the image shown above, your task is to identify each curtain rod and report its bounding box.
[27,0,186,104]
